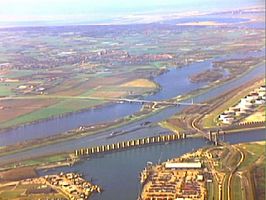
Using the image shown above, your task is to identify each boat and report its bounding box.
[106,130,125,139]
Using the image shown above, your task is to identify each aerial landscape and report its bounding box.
[0,0,265,199]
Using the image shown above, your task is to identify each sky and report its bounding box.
[0,0,264,25]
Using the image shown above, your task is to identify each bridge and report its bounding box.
[74,133,187,157]
[117,98,206,106]
[0,95,207,106]
[191,115,225,146]
[207,129,226,146]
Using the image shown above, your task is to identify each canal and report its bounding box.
[0,50,264,146]
[39,129,265,200]
[0,62,264,164]
[0,59,212,146]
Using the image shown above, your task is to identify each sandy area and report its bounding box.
[242,110,266,123]
[121,79,156,88]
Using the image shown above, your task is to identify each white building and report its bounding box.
[222,117,234,124]
[165,162,202,169]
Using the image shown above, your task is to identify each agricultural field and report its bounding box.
[0,8,265,130]
[0,182,66,200]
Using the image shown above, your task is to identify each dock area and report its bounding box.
[43,172,101,200]
[139,150,207,200]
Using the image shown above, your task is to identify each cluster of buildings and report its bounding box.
[95,48,174,65]
[219,85,266,124]
[140,161,206,200]
[16,84,47,95]
[44,172,101,200]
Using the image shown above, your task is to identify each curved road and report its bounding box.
[227,145,245,200]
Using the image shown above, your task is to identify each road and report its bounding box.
[227,145,245,200]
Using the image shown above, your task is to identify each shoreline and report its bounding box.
[0,125,264,169]
[0,59,263,133]
[0,63,264,158]
[0,104,167,157]
[160,77,265,131]
[0,77,161,132]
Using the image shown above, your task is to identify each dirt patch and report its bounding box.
[90,90,127,98]
[0,167,37,182]
[121,79,157,88]
[0,99,58,123]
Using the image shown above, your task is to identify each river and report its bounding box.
[0,59,213,146]
[0,50,265,200]
[0,48,264,146]
[38,129,266,200]
[0,57,264,164]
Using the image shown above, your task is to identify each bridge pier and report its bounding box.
[74,133,189,157]
[208,131,213,142]
[214,132,218,146]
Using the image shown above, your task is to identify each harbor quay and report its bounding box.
[139,149,208,200]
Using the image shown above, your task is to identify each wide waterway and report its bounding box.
[0,48,264,146]
[39,129,265,200]
[0,60,212,146]
[0,61,264,164]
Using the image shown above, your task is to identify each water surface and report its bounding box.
[39,129,265,200]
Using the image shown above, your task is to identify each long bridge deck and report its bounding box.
[0,95,207,106]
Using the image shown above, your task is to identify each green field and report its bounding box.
[214,141,265,200]
[0,98,105,129]
[0,84,14,96]
[0,184,66,200]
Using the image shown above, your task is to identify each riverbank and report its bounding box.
[1,129,265,200]
[0,77,160,132]
[0,170,101,200]
[160,77,265,135]
[0,58,264,142]
[0,153,73,171]
[0,58,265,170]
[0,125,263,169]
[0,65,265,160]
[0,103,166,157]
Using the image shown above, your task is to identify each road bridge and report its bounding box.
[0,95,207,106]
[118,98,206,106]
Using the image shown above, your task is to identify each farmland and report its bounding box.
[0,7,265,133]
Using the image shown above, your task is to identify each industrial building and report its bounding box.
[218,85,265,124]
[165,162,202,169]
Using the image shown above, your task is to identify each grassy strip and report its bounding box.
[238,142,265,170]
[0,106,166,159]
[158,121,183,133]
[0,99,105,129]
[231,175,243,200]
[2,154,69,170]
[202,79,265,128]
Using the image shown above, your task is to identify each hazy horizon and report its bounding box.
[0,0,264,26]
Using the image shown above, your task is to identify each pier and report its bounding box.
[74,133,186,157]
